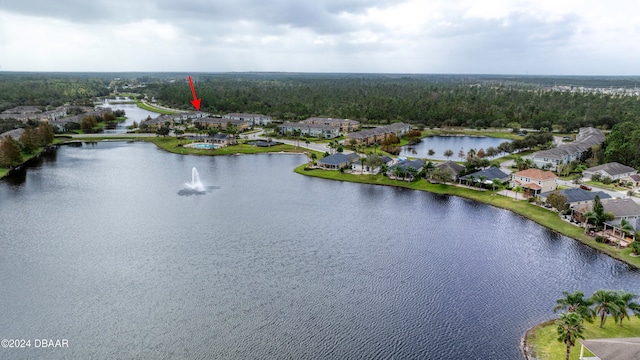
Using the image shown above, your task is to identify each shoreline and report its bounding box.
[0,144,57,180]
[293,164,640,269]
[5,136,639,271]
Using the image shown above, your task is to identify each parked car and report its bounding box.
[580,184,592,191]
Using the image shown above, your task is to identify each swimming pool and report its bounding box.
[188,143,217,150]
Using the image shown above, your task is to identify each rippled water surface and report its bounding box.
[400,135,509,160]
[1,142,638,359]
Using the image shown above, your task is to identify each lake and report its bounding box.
[400,135,509,160]
[1,142,638,359]
[98,98,158,133]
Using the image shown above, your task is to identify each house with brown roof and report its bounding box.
[510,168,558,197]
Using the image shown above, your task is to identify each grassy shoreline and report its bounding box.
[294,165,640,269]
[525,316,640,360]
[135,101,178,115]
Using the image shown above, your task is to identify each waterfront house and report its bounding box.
[510,168,558,197]
[317,153,360,170]
[539,188,611,208]
[387,159,424,180]
[459,167,510,186]
[583,162,638,181]
[436,160,465,181]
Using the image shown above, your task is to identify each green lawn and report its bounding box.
[294,165,640,268]
[146,137,303,156]
[527,316,640,360]
[135,101,178,115]
[584,180,631,192]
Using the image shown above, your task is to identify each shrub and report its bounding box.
[595,235,606,243]
[602,176,613,185]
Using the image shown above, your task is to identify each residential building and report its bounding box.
[583,162,638,181]
[206,133,237,147]
[527,127,605,171]
[279,122,340,139]
[301,117,359,133]
[346,123,412,145]
[510,168,558,196]
[578,337,640,360]
[459,167,511,185]
[223,113,272,126]
[0,128,25,141]
[436,160,465,181]
[539,188,612,208]
[387,159,424,179]
[317,153,360,170]
[193,117,251,131]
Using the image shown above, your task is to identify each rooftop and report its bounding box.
[585,162,637,176]
[513,168,558,180]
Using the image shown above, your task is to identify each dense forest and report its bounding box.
[144,74,640,132]
[2,72,640,170]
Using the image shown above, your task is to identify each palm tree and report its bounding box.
[380,163,389,177]
[478,175,487,189]
[591,289,621,328]
[423,161,435,179]
[406,166,418,182]
[620,219,635,238]
[393,166,404,181]
[514,185,524,200]
[556,312,585,360]
[615,290,640,327]
[491,178,502,191]
[468,175,476,187]
[553,291,594,323]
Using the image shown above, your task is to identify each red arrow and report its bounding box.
[188,76,201,111]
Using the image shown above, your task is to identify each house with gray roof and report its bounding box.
[301,117,359,133]
[436,160,465,180]
[223,113,272,126]
[279,122,340,139]
[317,153,360,170]
[346,122,412,145]
[459,167,510,185]
[0,128,25,141]
[387,159,424,180]
[583,162,637,180]
[579,337,640,360]
[527,127,605,171]
[539,188,612,208]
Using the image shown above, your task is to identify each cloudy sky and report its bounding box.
[0,0,638,75]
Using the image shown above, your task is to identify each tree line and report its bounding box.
[0,123,54,168]
[144,75,640,132]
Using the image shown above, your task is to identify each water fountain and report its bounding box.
[184,167,205,192]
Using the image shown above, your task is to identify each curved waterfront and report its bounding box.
[1,142,638,359]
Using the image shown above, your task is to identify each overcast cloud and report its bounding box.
[0,0,638,74]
